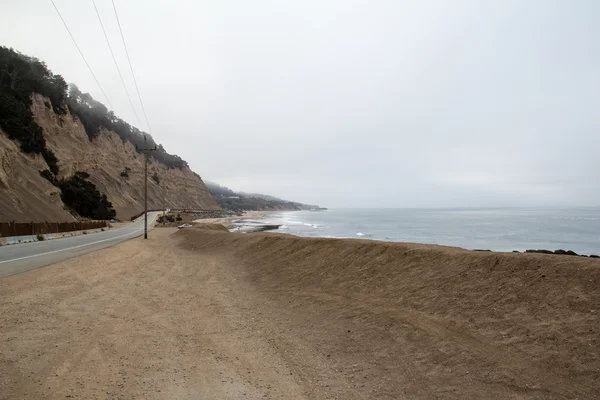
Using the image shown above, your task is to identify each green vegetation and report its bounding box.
[58,172,116,220]
[39,169,116,220]
[157,214,175,223]
[204,181,321,212]
[151,171,160,185]
[68,85,188,169]
[0,46,194,220]
[0,47,63,177]
[39,169,58,185]
[204,181,237,197]
[120,167,131,178]
[0,45,187,170]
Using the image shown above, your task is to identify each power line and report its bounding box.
[91,0,140,126]
[111,0,153,135]
[49,0,114,110]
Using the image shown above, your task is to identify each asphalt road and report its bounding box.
[0,212,160,278]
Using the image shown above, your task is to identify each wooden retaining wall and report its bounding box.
[0,221,108,238]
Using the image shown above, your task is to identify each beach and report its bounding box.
[1,224,598,399]
[253,208,600,255]
[192,210,274,227]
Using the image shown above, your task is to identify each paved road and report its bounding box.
[0,212,160,278]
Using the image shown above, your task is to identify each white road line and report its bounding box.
[0,216,156,265]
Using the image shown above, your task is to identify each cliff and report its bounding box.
[205,181,324,212]
[0,94,219,222]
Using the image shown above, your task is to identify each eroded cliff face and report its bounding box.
[0,129,75,222]
[0,94,219,222]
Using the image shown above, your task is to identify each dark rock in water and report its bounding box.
[231,223,281,233]
[253,224,281,232]
[554,249,568,255]
[590,255,600,259]
[512,250,520,253]
[473,249,491,252]
[525,249,553,254]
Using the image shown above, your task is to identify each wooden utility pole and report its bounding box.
[137,139,157,239]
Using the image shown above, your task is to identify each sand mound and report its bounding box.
[176,229,600,398]
[190,223,229,232]
[158,222,229,231]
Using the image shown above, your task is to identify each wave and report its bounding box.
[283,220,304,225]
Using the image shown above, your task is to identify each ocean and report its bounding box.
[250,208,600,255]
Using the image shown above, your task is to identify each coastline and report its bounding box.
[192,210,279,228]
[243,208,600,256]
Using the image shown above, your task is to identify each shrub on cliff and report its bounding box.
[120,167,131,178]
[0,46,64,176]
[1,46,187,171]
[67,85,188,169]
[58,171,116,220]
[0,46,68,115]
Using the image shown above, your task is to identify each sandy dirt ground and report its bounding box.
[192,211,275,227]
[1,226,598,399]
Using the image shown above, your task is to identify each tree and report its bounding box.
[58,171,116,220]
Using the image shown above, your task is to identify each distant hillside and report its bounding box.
[0,46,219,222]
[205,181,324,212]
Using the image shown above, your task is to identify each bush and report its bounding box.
[42,148,59,175]
[120,167,131,178]
[58,171,116,220]
[68,87,188,169]
[151,171,160,185]
[39,169,57,185]
[0,90,46,154]
[157,214,175,223]
[0,47,63,176]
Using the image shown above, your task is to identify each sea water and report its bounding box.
[253,208,600,255]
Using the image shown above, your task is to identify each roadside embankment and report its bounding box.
[176,226,600,399]
[1,225,598,399]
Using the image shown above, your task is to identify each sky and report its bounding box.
[1,0,599,208]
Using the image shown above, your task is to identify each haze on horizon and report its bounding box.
[1,0,598,208]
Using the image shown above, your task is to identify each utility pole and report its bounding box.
[137,138,157,239]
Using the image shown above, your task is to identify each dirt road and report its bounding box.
[1,226,598,399]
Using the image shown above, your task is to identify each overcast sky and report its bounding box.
[1,0,599,207]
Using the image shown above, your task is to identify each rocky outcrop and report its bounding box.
[0,95,219,222]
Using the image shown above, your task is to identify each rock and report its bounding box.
[554,249,578,256]
[590,255,600,259]
[525,249,553,254]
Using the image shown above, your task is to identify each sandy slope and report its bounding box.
[1,226,599,399]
